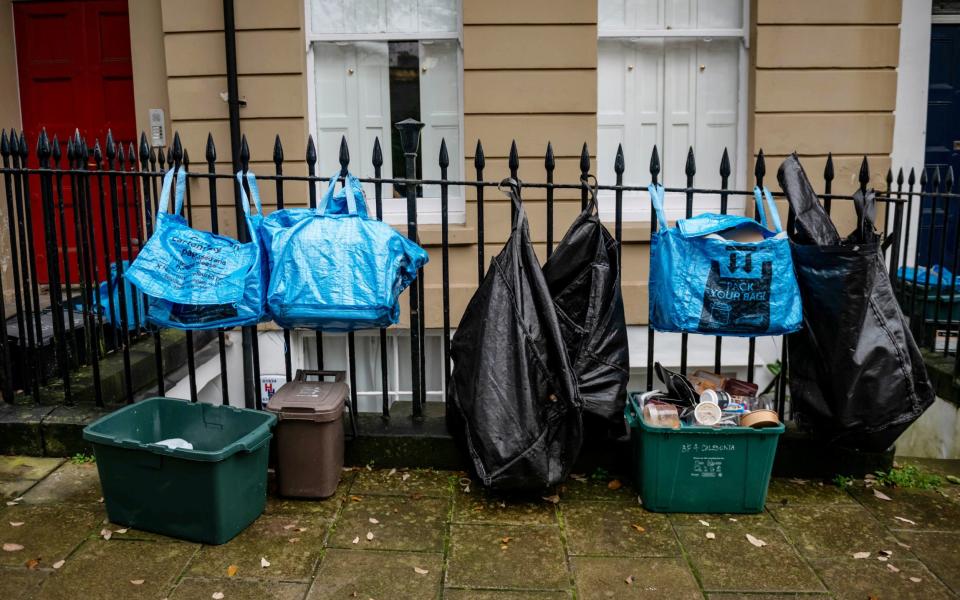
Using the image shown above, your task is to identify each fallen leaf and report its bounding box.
[352,536,360,544]
[874,489,893,501]
[5,501,17,507]
[500,536,512,544]
[894,516,917,525]
[728,518,738,522]
[946,475,960,485]
[624,575,634,585]
[499,544,508,551]
[699,520,710,527]
[388,468,397,477]
[745,534,767,547]
[878,556,888,562]
[413,566,429,575]
[401,473,411,481]
[25,558,40,569]
[260,557,270,568]
[9,522,24,527]
[542,494,560,504]
[631,524,645,534]
[115,528,128,534]
[909,577,922,583]
[283,524,298,530]
[887,564,900,573]
[570,473,587,483]
[130,579,145,585]
[350,496,362,502]
[295,527,307,533]
[897,541,912,549]
[3,543,24,552]
[288,538,300,543]
[607,479,623,491]
[853,551,871,559]
[100,528,112,541]
[227,564,238,577]
[369,518,380,524]
[880,549,893,556]
[366,531,374,541]
[212,593,225,600]
[53,560,65,569]
[789,478,809,485]
[706,532,716,540]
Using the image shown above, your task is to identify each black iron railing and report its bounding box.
[0,121,919,431]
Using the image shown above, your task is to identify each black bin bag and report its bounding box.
[779,154,934,452]
[449,180,583,490]
[543,181,630,430]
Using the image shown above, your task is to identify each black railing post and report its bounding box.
[106,131,133,402]
[238,135,262,410]
[139,133,165,393]
[933,166,953,347]
[715,148,731,374]
[900,168,916,297]
[338,135,359,433]
[614,144,624,257]
[748,149,766,384]
[475,141,485,282]
[509,140,519,223]
[206,133,231,403]
[920,167,940,347]
[271,134,291,386]
[580,142,590,211]
[823,153,834,215]
[545,142,555,258]
[944,167,959,356]
[16,132,42,398]
[305,135,324,371]
[81,137,103,406]
[52,135,79,369]
[680,146,695,376]
[0,131,27,394]
[439,139,451,399]
[395,118,425,418]
[372,137,390,418]
[646,146,660,391]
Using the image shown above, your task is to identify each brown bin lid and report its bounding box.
[265,370,348,423]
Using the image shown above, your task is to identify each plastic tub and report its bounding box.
[82,397,276,544]
[625,393,783,513]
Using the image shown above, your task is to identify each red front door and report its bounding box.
[14,0,137,283]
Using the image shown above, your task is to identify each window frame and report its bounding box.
[303,0,466,225]
[596,0,750,223]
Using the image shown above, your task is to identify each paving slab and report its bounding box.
[896,530,960,594]
[351,467,456,497]
[170,577,309,600]
[810,557,955,600]
[770,503,911,558]
[20,461,101,505]
[263,470,353,520]
[849,485,960,531]
[0,566,47,600]
[556,477,637,502]
[571,556,701,600]
[307,548,443,600]
[444,589,572,599]
[0,456,63,485]
[186,513,330,582]
[561,501,680,557]
[453,488,558,525]
[34,539,196,600]
[446,523,569,590]
[675,525,824,593]
[327,493,448,551]
[707,595,831,599]
[765,478,856,506]
[667,511,775,527]
[0,503,102,567]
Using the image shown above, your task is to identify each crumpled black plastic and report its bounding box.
[448,180,583,490]
[779,154,934,451]
[543,189,630,430]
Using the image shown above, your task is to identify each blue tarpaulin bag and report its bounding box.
[648,184,802,336]
[77,260,145,331]
[124,167,267,329]
[260,171,428,331]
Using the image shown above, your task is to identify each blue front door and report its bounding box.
[920,24,960,268]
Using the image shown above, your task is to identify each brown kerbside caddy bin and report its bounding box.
[265,370,347,498]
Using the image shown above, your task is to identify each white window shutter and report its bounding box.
[419,40,460,199]
[695,40,739,190]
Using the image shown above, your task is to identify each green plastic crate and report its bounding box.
[83,397,277,544]
[625,393,783,514]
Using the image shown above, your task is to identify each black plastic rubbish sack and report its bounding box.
[448,180,583,490]
[779,154,934,452]
[543,183,630,429]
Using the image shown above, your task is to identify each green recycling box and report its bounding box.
[83,397,276,544]
[625,393,783,513]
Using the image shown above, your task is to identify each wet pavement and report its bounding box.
[1,455,959,599]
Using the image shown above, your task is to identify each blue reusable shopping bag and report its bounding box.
[648,184,802,336]
[124,167,267,329]
[260,171,428,331]
[77,260,146,331]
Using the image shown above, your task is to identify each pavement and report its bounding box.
[1,455,960,599]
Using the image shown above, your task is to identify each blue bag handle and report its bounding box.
[318,171,368,217]
[235,170,266,240]
[157,167,187,216]
[648,183,667,230]
[752,186,783,233]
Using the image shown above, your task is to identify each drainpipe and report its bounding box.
[222,0,256,409]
